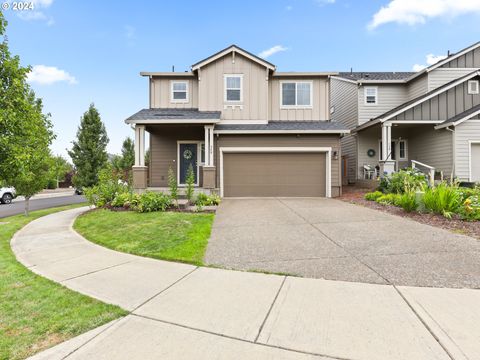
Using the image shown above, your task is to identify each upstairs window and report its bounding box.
[281,81,312,107]
[468,80,479,95]
[171,81,188,102]
[364,87,378,105]
[224,75,243,102]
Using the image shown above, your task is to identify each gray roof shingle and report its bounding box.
[337,72,415,82]
[215,121,349,132]
[125,108,221,123]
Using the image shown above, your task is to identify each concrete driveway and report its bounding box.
[205,198,480,288]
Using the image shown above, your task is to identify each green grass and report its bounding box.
[74,209,214,266]
[0,204,127,360]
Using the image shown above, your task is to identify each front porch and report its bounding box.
[357,122,454,181]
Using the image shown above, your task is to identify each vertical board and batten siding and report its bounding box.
[150,77,199,108]
[197,53,268,121]
[392,77,480,121]
[440,47,480,68]
[408,127,453,178]
[454,120,480,181]
[215,134,342,197]
[148,126,204,187]
[407,75,428,100]
[330,77,358,181]
[428,69,478,91]
[269,77,330,121]
[358,84,408,125]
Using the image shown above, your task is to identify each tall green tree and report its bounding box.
[0,13,55,215]
[68,104,109,188]
[112,137,134,171]
[48,155,72,188]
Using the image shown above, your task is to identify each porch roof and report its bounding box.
[125,108,221,125]
[435,103,480,129]
[214,121,350,134]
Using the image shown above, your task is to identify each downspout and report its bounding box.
[444,126,455,182]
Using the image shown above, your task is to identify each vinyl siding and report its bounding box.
[407,75,428,100]
[269,77,330,121]
[454,120,480,181]
[440,47,480,68]
[392,76,480,121]
[198,52,268,121]
[330,77,358,182]
[150,77,199,108]
[215,134,342,197]
[428,68,478,91]
[358,84,408,125]
[408,127,453,178]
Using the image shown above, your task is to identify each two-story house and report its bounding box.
[125,45,349,197]
[331,41,480,184]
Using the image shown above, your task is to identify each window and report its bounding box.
[200,143,205,164]
[171,81,188,102]
[281,82,312,107]
[364,87,378,105]
[399,140,407,160]
[468,80,479,95]
[224,75,243,102]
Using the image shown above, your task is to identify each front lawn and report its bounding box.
[74,209,214,266]
[0,204,127,360]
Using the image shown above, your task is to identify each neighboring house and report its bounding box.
[331,41,480,184]
[125,45,349,197]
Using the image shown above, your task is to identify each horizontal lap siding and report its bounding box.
[148,126,204,187]
[151,77,199,108]
[358,85,408,125]
[330,78,358,182]
[216,134,341,196]
[455,120,480,181]
[407,75,428,100]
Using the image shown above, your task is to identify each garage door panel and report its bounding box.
[223,152,326,197]
[472,144,480,182]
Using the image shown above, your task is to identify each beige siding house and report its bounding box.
[331,41,480,184]
[126,45,349,197]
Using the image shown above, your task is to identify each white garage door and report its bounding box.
[471,143,480,182]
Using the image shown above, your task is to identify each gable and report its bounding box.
[391,75,480,122]
[441,46,480,69]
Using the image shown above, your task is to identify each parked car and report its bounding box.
[0,187,17,204]
[74,187,83,195]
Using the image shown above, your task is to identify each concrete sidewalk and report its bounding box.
[11,207,480,360]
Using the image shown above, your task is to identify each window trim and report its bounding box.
[280,81,313,109]
[378,139,408,161]
[398,139,408,160]
[364,86,378,106]
[224,74,243,103]
[170,80,189,103]
[468,80,479,95]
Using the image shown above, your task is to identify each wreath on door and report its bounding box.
[183,149,193,160]
[367,149,376,158]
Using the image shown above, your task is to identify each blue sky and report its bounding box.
[3,0,480,159]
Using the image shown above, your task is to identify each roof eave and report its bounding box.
[140,72,195,77]
[213,129,350,134]
[125,119,220,125]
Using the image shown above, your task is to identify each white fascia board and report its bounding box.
[435,108,480,129]
[192,46,275,71]
[213,129,350,134]
[329,76,358,84]
[427,42,480,72]
[125,119,220,124]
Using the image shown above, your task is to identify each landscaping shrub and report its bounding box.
[185,164,195,204]
[130,191,172,213]
[168,167,178,205]
[422,182,462,219]
[84,167,130,207]
[364,191,383,201]
[111,192,134,208]
[397,192,418,212]
[460,195,480,221]
[379,168,427,194]
[195,193,221,206]
[375,193,401,206]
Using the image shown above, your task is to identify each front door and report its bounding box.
[179,143,198,184]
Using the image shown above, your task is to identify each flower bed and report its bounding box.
[362,168,480,221]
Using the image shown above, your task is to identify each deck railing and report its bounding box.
[411,160,435,186]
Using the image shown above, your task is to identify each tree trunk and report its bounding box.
[24,196,30,216]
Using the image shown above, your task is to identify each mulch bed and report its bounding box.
[339,186,480,240]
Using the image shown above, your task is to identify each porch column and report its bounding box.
[202,125,216,189]
[133,125,148,190]
[380,123,395,176]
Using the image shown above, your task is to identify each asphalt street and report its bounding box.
[0,195,86,218]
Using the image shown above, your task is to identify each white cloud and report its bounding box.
[412,53,448,71]
[27,65,77,85]
[368,0,480,30]
[258,45,288,59]
[13,0,54,25]
[124,25,136,46]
